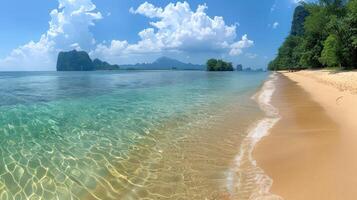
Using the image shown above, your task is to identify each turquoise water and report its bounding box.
[0,71,268,199]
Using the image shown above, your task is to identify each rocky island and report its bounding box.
[56,50,119,71]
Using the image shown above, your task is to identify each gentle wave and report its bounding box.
[226,73,283,200]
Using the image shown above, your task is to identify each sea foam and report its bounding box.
[226,73,283,200]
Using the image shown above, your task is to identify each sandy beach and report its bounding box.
[255,70,357,200]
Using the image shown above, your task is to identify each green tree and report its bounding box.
[319,0,345,16]
[320,34,341,67]
[269,0,356,70]
[348,0,357,47]
[297,4,330,68]
[206,59,233,71]
[206,59,218,71]
[343,0,357,68]
[269,36,302,70]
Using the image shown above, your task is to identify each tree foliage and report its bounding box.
[206,59,234,71]
[269,0,357,70]
[320,34,341,67]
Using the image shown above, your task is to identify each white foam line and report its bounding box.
[226,73,283,200]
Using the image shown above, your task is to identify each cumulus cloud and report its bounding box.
[272,22,279,29]
[129,2,163,18]
[0,1,254,70]
[92,1,253,62]
[0,0,102,71]
[229,34,254,56]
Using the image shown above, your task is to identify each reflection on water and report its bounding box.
[0,71,267,199]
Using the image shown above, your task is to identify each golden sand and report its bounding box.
[255,71,357,200]
[292,70,357,94]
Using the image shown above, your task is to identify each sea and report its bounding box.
[0,71,281,200]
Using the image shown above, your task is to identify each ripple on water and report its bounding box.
[0,71,270,199]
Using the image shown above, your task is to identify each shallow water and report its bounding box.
[0,71,269,199]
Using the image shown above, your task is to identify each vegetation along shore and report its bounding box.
[268,0,357,71]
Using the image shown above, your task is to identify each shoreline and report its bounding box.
[226,73,282,199]
[254,70,357,199]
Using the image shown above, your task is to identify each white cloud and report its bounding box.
[91,40,129,57]
[229,35,254,56]
[0,1,254,70]
[129,2,163,18]
[272,22,279,29]
[93,1,253,63]
[0,0,102,71]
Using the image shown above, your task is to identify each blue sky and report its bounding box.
[0,0,302,71]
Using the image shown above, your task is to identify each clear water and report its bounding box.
[0,71,269,200]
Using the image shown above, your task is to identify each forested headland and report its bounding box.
[269,0,357,71]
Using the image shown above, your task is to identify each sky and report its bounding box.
[0,0,304,71]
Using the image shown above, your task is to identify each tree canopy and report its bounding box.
[206,59,234,71]
[269,0,357,70]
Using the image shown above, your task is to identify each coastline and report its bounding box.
[254,70,357,199]
[227,73,282,199]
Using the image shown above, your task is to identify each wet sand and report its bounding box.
[254,71,357,200]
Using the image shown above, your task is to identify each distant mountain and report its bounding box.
[93,58,120,70]
[57,50,119,71]
[120,56,205,70]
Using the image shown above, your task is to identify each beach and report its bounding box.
[255,70,357,199]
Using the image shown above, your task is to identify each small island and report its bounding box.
[56,50,119,71]
[206,59,234,71]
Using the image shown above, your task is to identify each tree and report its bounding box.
[343,0,357,68]
[298,34,324,68]
[348,0,357,48]
[296,4,331,68]
[320,34,341,67]
[319,0,345,15]
[268,36,302,70]
[269,0,357,70]
[206,59,218,71]
[206,59,233,71]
